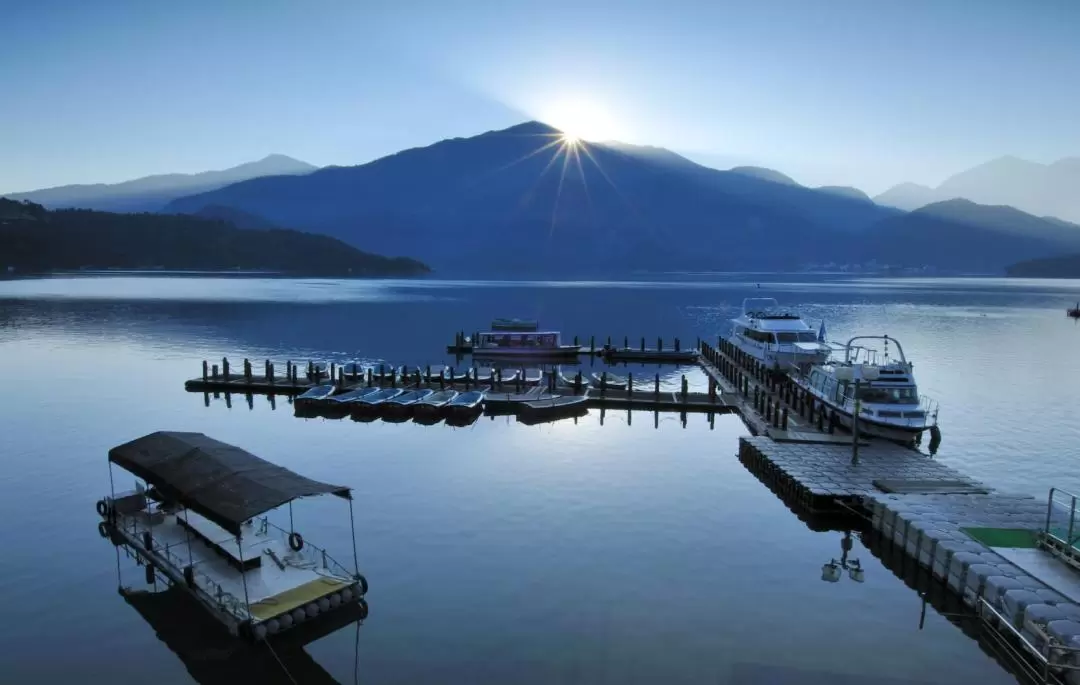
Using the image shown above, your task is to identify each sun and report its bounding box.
[541,99,619,143]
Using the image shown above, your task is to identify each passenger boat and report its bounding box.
[491,318,539,332]
[95,431,367,642]
[472,329,582,359]
[446,390,484,415]
[469,367,493,383]
[517,394,589,425]
[383,389,435,421]
[557,369,590,389]
[415,389,458,411]
[591,371,627,389]
[350,388,403,419]
[730,298,831,371]
[294,384,337,407]
[483,387,554,414]
[523,368,544,384]
[791,335,940,445]
[319,387,380,417]
[496,369,520,384]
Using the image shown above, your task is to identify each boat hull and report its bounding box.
[472,346,582,359]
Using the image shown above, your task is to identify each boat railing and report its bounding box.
[261,518,357,581]
[114,514,250,620]
[833,386,939,428]
[1041,488,1080,572]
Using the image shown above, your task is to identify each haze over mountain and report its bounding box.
[163,122,1080,276]
[5,155,316,213]
[875,156,1080,224]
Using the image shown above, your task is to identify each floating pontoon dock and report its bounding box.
[177,334,1080,682]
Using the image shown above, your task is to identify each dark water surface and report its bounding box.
[2,273,1078,684]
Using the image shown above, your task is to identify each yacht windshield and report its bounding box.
[857,385,918,404]
[775,332,819,343]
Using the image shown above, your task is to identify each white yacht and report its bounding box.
[793,335,939,445]
[730,298,830,370]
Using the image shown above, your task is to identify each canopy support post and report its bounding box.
[237,534,252,623]
[108,462,116,500]
[289,501,294,534]
[348,497,360,577]
[183,508,194,567]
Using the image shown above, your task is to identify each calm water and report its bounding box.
[2,273,1078,684]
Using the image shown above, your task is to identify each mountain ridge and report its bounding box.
[6,155,316,212]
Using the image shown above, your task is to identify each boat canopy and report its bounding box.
[108,431,351,535]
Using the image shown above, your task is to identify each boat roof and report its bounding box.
[479,330,561,336]
[108,431,351,535]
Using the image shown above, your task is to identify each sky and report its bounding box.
[2,0,1078,195]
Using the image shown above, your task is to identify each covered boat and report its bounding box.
[491,318,539,332]
[517,394,589,424]
[294,384,337,407]
[472,330,581,359]
[95,431,367,642]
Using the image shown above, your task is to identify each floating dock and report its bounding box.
[183,334,1080,682]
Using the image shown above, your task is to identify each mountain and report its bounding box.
[1006,254,1080,279]
[817,186,873,203]
[875,156,1080,223]
[857,199,1080,273]
[5,155,316,213]
[0,198,429,277]
[165,122,903,275]
[728,166,799,186]
[190,205,280,230]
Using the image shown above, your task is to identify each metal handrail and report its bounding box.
[978,596,1080,683]
[115,515,249,620]
[261,518,357,580]
[1044,488,1080,551]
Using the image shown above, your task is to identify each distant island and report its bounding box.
[0,198,430,277]
[1006,254,1080,279]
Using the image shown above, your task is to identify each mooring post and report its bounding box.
[575,371,582,394]
[600,371,607,397]
[654,373,660,398]
[415,369,421,388]
[263,359,270,381]
[829,410,837,434]
[244,358,251,382]
[681,375,688,402]
[202,360,208,381]
[782,407,789,431]
[641,337,645,352]
[574,335,579,346]
[268,361,275,384]
[628,372,633,397]
[657,337,662,352]
[516,368,522,393]
[590,336,595,354]
[675,338,680,352]
[222,357,230,382]
[439,370,445,390]
[212,363,219,379]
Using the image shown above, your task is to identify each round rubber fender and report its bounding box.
[355,573,368,596]
[358,597,369,620]
[98,521,110,539]
[96,499,110,517]
[288,532,304,552]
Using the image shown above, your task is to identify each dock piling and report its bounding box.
[628,372,633,397]
[222,357,229,382]
[212,363,219,379]
[681,375,688,402]
[654,373,660,398]
[202,360,208,381]
[590,336,595,354]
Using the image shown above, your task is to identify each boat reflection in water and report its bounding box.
[116,579,363,685]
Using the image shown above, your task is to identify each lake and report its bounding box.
[1,273,1078,684]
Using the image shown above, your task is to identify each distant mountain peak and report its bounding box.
[728,166,800,186]
[817,185,872,202]
[486,121,564,137]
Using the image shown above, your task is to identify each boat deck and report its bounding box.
[116,508,354,623]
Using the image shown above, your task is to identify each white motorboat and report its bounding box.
[730,298,830,371]
[96,431,367,642]
[792,335,939,445]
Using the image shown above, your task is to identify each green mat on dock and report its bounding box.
[961,527,1040,549]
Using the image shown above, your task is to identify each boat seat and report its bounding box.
[177,513,262,572]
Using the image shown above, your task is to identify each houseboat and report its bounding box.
[96,431,368,642]
[792,335,939,445]
[491,318,539,332]
[730,298,831,371]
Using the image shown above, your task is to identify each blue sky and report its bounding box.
[3,0,1077,195]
